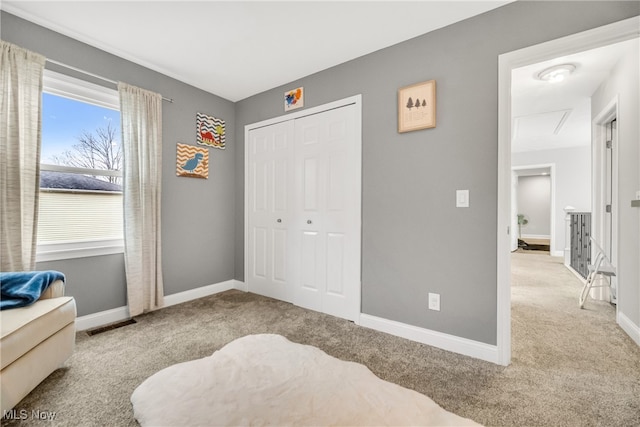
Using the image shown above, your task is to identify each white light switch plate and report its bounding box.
[456,190,469,208]
[428,293,440,311]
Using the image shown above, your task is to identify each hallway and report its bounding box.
[510,252,639,425]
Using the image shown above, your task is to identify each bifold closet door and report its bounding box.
[292,104,360,321]
[247,120,295,302]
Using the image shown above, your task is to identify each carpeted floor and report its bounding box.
[2,252,639,426]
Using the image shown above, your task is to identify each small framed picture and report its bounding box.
[398,80,436,133]
[176,143,208,179]
[196,112,225,150]
[284,87,304,111]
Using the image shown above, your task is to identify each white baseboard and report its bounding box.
[618,311,640,347]
[75,279,243,331]
[358,313,499,364]
[234,280,248,292]
[551,250,564,257]
[75,306,130,332]
[521,234,551,239]
[163,279,240,307]
[565,265,587,284]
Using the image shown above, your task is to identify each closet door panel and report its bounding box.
[326,232,345,296]
[293,104,359,321]
[327,154,346,212]
[303,158,319,211]
[296,230,321,312]
[247,121,294,302]
[272,228,288,283]
[253,226,268,279]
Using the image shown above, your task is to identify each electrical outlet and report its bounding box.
[428,293,440,311]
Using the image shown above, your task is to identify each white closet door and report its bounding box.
[247,120,295,302]
[292,104,360,321]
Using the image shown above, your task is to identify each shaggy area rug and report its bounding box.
[131,334,480,426]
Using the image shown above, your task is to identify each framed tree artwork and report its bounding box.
[398,80,436,133]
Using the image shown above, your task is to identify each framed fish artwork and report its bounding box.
[284,87,304,111]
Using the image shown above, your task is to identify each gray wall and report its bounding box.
[592,38,640,327]
[2,2,638,340]
[1,12,237,317]
[37,255,126,316]
[235,1,639,345]
[517,175,551,237]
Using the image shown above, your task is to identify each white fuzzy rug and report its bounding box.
[131,334,480,426]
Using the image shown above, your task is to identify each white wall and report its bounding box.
[518,175,551,238]
[512,146,591,256]
[592,38,640,335]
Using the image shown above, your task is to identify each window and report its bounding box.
[37,70,123,261]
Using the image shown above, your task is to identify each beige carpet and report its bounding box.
[2,252,639,426]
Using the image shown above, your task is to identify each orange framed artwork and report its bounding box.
[176,143,208,179]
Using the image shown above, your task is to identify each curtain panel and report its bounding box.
[118,82,164,317]
[0,40,46,271]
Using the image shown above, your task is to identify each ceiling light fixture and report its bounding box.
[537,64,576,83]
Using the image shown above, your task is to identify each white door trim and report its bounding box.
[497,16,640,366]
[592,98,619,303]
[244,95,362,322]
[592,97,619,259]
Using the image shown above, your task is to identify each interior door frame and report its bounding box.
[497,16,639,366]
[592,99,619,302]
[244,94,363,321]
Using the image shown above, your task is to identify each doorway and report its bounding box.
[244,95,362,323]
[496,17,639,366]
[512,165,555,254]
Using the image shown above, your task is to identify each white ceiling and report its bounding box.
[511,38,637,153]
[4,0,633,153]
[2,0,512,102]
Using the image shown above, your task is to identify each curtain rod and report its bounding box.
[46,59,174,103]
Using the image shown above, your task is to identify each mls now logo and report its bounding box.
[2,409,57,421]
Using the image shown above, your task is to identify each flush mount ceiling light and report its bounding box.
[537,64,576,83]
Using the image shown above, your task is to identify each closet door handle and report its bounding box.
[307,220,312,224]
[277,219,282,223]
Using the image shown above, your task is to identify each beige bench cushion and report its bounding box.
[38,279,65,300]
[0,297,76,370]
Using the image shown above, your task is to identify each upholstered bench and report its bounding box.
[0,280,76,412]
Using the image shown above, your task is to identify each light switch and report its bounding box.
[456,190,469,208]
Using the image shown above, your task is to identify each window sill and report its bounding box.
[37,239,124,262]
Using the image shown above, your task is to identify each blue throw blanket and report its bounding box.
[0,271,65,310]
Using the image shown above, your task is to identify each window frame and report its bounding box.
[37,70,124,262]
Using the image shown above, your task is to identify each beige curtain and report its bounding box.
[118,82,164,316]
[0,40,46,271]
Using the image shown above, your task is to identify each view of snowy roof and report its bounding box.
[40,171,122,192]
